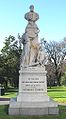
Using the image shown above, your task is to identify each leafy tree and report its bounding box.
[46,59,57,88]
[0,35,22,88]
[61,68,66,86]
[0,54,5,86]
[41,38,66,86]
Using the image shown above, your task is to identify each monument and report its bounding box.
[9,5,59,115]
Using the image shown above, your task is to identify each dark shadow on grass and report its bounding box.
[4,105,9,115]
[52,97,66,98]
[59,105,66,114]
[48,90,66,92]
[7,88,18,92]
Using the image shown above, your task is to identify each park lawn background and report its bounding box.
[48,86,66,103]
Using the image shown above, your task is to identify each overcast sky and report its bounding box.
[0,0,66,50]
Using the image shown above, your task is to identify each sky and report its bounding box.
[0,0,66,50]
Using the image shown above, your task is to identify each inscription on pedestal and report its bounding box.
[21,77,45,92]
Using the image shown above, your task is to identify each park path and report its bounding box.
[58,102,66,106]
[0,98,10,105]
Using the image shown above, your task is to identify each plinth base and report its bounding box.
[9,67,59,115]
[9,98,59,115]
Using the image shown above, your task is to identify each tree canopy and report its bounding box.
[41,38,66,86]
[0,35,22,88]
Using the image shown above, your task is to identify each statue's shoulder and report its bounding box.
[24,12,29,21]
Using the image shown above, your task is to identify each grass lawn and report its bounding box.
[48,86,66,103]
[0,105,66,119]
[0,88,18,98]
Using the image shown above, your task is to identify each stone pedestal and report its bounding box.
[9,67,59,115]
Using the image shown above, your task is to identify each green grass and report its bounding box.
[0,88,18,98]
[0,105,66,119]
[3,92,17,98]
[47,86,66,103]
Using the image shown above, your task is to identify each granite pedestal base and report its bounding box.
[9,67,59,115]
[9,98,59,115]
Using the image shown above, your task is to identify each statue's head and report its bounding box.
[29,5,34,12]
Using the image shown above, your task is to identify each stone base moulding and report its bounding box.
[9,98,59,115]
